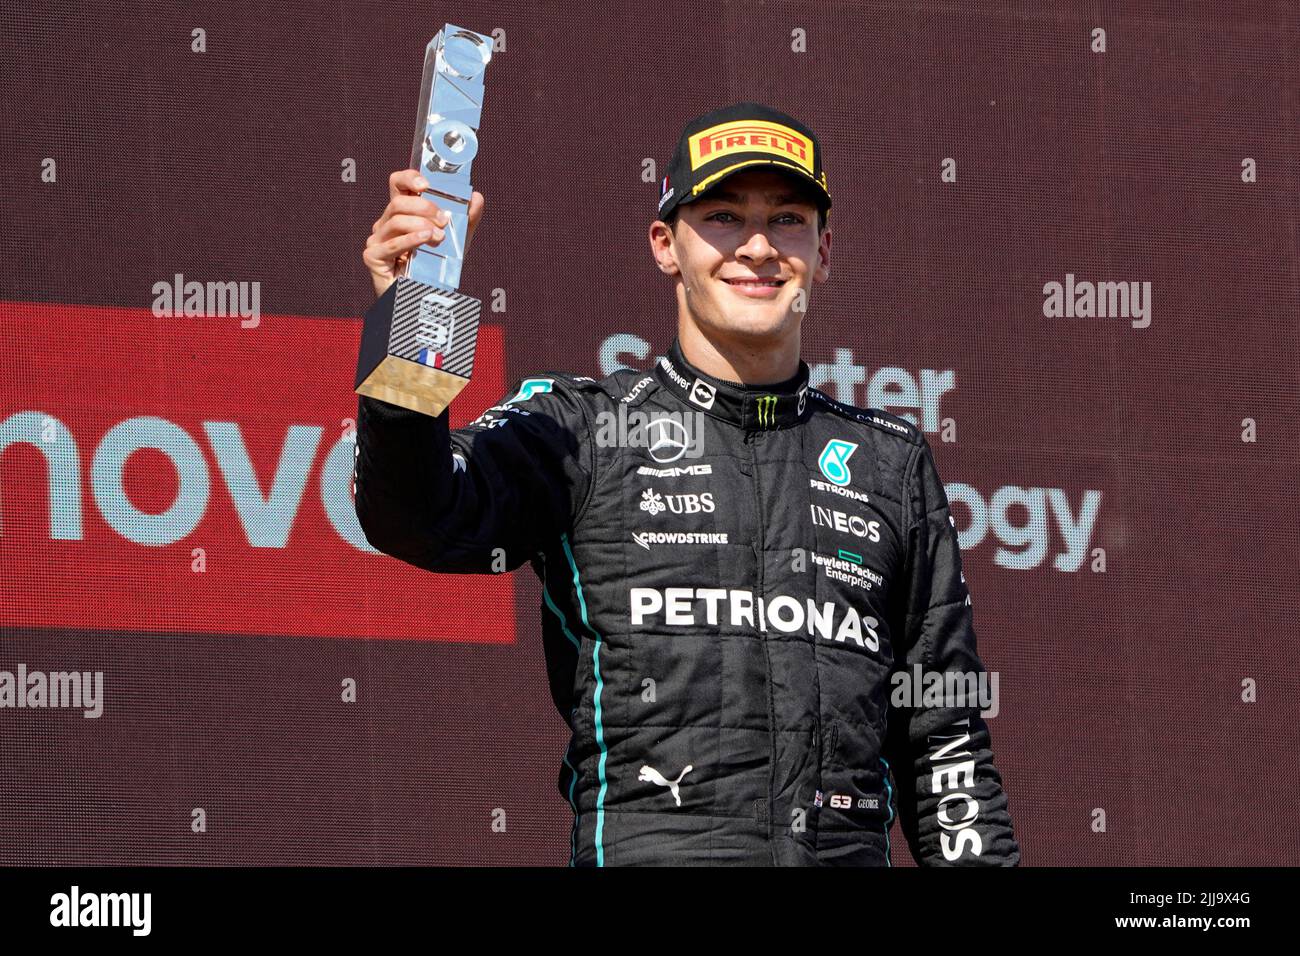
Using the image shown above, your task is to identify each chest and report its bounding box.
[585,421,909,620]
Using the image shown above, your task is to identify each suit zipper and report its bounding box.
[747,428,778,864]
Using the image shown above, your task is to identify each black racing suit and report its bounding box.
[353,336,1021,866]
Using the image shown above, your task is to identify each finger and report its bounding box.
[372,214,444,246]
[363,228,435,269]
[383,193,448,222]
[388,168,430,200]
[464,190,485,251]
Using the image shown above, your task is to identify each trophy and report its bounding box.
[355,23,495,416]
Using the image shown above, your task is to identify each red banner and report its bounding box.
[0,301,514,642]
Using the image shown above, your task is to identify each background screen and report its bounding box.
[1,1,1295,864]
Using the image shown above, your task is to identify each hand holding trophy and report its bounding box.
[364,171,484,301]
[355,24,495,417]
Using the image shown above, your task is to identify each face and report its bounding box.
[650,167,831,345]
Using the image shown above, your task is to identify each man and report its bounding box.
[354,102,1021,866]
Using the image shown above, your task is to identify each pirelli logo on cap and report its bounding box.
[689,119,814,173]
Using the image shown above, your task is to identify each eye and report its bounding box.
[706,211,740,223]
[775,212,805,224]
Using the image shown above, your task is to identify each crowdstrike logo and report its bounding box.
[631,531,729,550]
[630,587,880,652]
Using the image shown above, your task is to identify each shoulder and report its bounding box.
[509,368,652,403]
[494,368,659,429]
[805,386,925,447]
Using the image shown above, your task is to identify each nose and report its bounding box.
[736,228,780,265]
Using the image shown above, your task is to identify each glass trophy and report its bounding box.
[354,23,494,416]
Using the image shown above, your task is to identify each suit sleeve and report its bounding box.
[351,378,594,574]
[883,434,1021,866]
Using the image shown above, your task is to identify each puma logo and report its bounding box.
[638,763,693,806]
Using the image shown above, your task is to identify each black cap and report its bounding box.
[656,101,831,222]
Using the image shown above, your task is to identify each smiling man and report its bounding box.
[353,101,1021,866]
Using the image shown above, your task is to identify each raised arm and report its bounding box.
[353,378,594,574]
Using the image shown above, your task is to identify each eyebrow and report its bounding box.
[699,189,815,207]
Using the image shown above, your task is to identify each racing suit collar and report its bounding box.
[654,337,811,431]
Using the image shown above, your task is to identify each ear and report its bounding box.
[649,219,680,276]
[813,225,831,282]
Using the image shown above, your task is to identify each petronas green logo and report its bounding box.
[755,394,778,427]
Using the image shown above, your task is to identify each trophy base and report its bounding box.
[354,277,481,417]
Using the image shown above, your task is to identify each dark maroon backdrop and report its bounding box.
[1,1,1296,865]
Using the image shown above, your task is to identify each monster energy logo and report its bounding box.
[755,394,778,427]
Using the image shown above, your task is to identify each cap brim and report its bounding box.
[683,158,831,210]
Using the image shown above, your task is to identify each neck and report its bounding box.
[676,320,801,386]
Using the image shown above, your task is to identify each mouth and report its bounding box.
[722,275,788,299]
[722,276,787,288]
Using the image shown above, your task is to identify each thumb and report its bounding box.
[464,191,485,254]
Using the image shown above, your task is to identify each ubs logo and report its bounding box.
[640,488,715,516]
